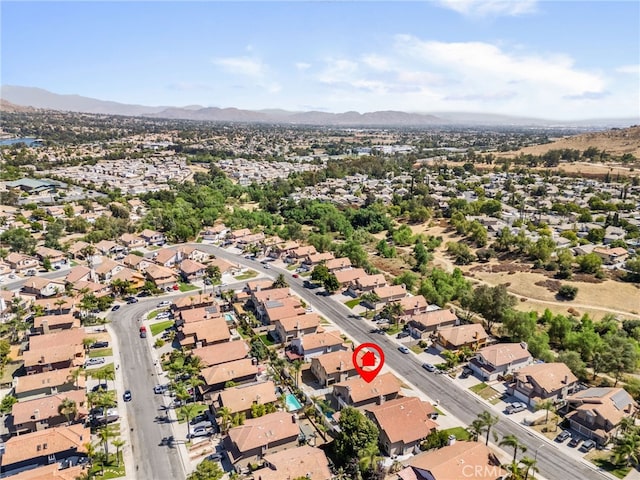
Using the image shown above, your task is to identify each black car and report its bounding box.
[555,430,572,442]
[111,305,120,311]
[396,331,411,339]
[568,436,582,448]
[126,297,139,304]
[123,390,132,402]
[92,341,109,349]
[91,384,108,392]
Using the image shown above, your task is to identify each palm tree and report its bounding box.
[534,399,555,426]
[84,441,99,474]
[180,403,200,438]
[272,273,288,288]
[54,297,67,314]
[467,419,485,442]
[216,406,232,434]
[112,438,126,467]
[614,430,640,466]
[58,398,77,425]
[500,434,527,463]
[520,456,539,480]
[358,446,383,476]
[188,376,205,403]
[478,411,499,446]
[359,292,380,316]
[69,367,85,389]
[617,416,635,437]
[97,424,118,461]
[502,460,525,480]
[289,360,303,389]
[382,301,404,330]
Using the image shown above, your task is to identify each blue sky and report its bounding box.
[2,1,639,119]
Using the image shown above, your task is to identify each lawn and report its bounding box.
[588,451,631,479]
[259,333,275,346]
[178,282,199,292]
[177,403,209,423]
[150,320,174,336]
[385,324,402,336]
[235,270,258,280]
[88,363,115,379]
[442,426,471,441]
[344,298,361,309]
[147,309,160,320]
[286,264,298,271]
[89,348,113,358]
[469,383,502,404]
[469,382,488,393]
[89,454,126,479]
[409,345,423,354]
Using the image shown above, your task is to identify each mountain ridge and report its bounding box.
[2,85,638,128]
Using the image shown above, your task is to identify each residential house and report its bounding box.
[64,265,93,284]
[398,295,430,317]
[32,314,79,335]
[94,240,123,257]
[192,340,250,367]
[179,259,206,282]
[273,313,320,343]
[290,331,346,361]
[35,246,67,269]
[178,317,230,348]
[335,268,367,289]
[223,411,301,470]
[264,297,305,325]
[407,309,458,339]
[119,233,146,249]
[366,396,438,456]
[177,306,223,327]
[355,274,388,294]
[92,257,124,282]
[469,342,533,381]
[398,441,505,480]
[215,381,278,417]
[9,390,88,435]
[268,240,299,259]
[372,285,406,308]
[325,257,352,272]
[201,359,260,395]
[200,224,228,242]
[245,279,277,295]
[565,387,636,445]
[179,245,209,263]
[14,368,84,400]
[208,257,239,275]
[434,323,488,353]
[21,278,66,298]
[154,248,183,268]
[110,267,146,289]
[172,294,217,312]
[6,252,39,274]
[236,232,266,247]
[32,294,76,316]
[228,228,252,242]
[604,225,626,244]
[255,446,332,480]
[310,350,358,387]
[66,241,91,260]
[139,229,165,246]
[332,372,401,409]
[24,329,86,374]
[508,362,578,406]
[145,264,177,289]
[303,252,335,268]
[0,424,90,477]
[122,253,152,272]
[72,280,111,298]
[593,246,629,265]
[289,245,317,261]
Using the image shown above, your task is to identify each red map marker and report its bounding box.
[352,343,385,383]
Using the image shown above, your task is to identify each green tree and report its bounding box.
[557,350,586,380]
[499,434,527,463]
[394,271,419,292]
[557,284,578,300]
[613,430,640,467]
[58,398,77,425]
[520,456,539,480]
[323,273,340,293]
[334,407,379,465]
[180,403,200,438]
[0,394,17,414]
[603,333,640,387]
[186,459,224,480]
[112,438,126,467]
[534,399,556,426]
[501,310,537,343]
[470,284,517,334]
[311,264,330,283]
[413,240,431,270]
[477,411,499,446]
[577,253,603,274]
[272,273,288,289]
[216,406,233,435]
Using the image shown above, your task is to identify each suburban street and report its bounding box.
[203,244,613,480]
[108,298,185,480]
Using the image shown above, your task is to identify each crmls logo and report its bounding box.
[461,465,505,478]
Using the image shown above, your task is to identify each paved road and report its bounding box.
[203,244,612,480]
[108,298,185,480]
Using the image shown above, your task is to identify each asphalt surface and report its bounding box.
[202,244,611,480]
[107,298,185,480]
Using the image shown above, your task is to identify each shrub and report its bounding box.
[558,284,578,300]
[154,338,165,348]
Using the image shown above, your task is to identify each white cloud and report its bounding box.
[437,0,537,17]
[616,64,640,75]
[361,54,392,72]
[295,62,312,70]
[317,58,359,85]
[212,56,265,77]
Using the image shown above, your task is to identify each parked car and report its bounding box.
[92,341,109,349]
[206,452,224,462]
[568,437,582,448]
[505,402,527,414]
[396,331,410,339]
[460,367,473,379]
[188,426,213,438]
[123,390,132,402]
[422,363,437,372]
[111,305,120,311]
[580,440,596,452]
[156,312,171,320]
[398,346,410,354]
[555,430,572,443]
[262,264,271,269]
[85,357,106,367]
[154,384,169,394]
[126,297,139,304]
[191,420,214,430]
[92,384,108,392]
[190,413,210,425]
[157,300,172,308]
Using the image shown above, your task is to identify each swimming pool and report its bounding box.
[224,313,234,322]
[285,393,303,412]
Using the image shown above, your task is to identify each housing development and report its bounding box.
[0,101,638,480]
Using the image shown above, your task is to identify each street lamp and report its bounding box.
[534,443,545,462]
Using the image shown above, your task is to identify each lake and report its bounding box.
[0,137,42,146]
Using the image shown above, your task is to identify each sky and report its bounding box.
[2,1,639,120]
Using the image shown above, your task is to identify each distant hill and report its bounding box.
[0,99,35,113]
[2,85,638,128]
[510,126,640,158]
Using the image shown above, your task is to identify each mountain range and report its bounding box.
[2,85,638,128]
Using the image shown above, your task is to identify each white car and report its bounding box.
[157,300,172,308]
